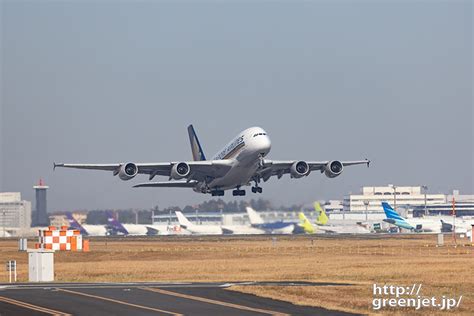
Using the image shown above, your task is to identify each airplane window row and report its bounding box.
[253,133,267,137]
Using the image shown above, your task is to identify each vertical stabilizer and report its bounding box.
[175,211,195,229]
[187,125,206,161]
[106,211,129,235]
[382,202,405,221]
[298,212,315,234]
[66,212,89,236]
[314,202,329,225]
[246,207,264,225]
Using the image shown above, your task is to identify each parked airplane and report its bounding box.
[66,212,109,236]
[312,202,371,234]
[245,207,295,234]
[382,202,473,233]
[175,211,264,235]
[0,230,11,238]
[54,125,369,196]
[105,212,178,236]
[382,202,444,232]
[175,211,222,235]
[298,212,316,234]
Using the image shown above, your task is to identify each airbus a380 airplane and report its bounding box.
[54,125,370,196]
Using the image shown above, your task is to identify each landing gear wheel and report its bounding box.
[251,186,263,193]
[233,189,246,196]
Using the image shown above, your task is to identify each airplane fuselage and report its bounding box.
[195,127,271,192]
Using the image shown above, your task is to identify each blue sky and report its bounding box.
[1,1,472,211]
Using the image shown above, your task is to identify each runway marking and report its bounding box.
[0,295,71,315]
[140,287,290,316]
[56,288,182,315]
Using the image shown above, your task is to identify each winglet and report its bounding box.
[366,159,371,168]
[53,162,64,171]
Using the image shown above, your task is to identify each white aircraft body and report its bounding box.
[81,225,109,236]
[175,211,222,235]
[105,214,185,236]
[175,211,263,235]
[316,224,371,234]
[54,125,369,196]
[221,225,266,235]
[120,224,186,236]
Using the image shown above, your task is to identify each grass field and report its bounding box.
[0,234,472,315]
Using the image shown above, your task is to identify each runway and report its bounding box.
[0,281,357,315]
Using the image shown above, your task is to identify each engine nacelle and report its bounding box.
[290,161,310,178]
[324,160,344,178]
[118,162,138,180]
[171,162,190,180]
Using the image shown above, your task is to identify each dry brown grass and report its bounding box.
[0,234,472,315]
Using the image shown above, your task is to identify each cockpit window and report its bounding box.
[253,133,267,137]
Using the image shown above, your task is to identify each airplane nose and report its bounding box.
[260,136,271,154]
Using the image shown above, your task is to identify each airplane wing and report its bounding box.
[133,181,198,188]
[54,160,233,182]
[256,159,370,181]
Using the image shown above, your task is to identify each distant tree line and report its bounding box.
[84,198,303,225]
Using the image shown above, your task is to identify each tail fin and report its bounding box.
[246,207,264,225]
[66,212,89,236]
[314,202,329,225]
[382,202,405,220]
[106,211,129,235]
[187,125,206,161]
[175,211,194,229]
[298,212,315,234]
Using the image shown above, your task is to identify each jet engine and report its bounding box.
[118,162,138,180]
[171,162,191,180]
[290,161,310,178]
[324,160,343,178]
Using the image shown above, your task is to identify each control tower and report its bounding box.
[32,179,49,227]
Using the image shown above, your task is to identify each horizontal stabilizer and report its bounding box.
[133,181,198,188]
[146,226,160,236]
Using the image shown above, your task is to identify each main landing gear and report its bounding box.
[251,186,263,194]
[211,190,225,197]
[232,187,246,196]
[251,179,263,194]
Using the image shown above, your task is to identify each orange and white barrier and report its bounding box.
[35,226,86,251]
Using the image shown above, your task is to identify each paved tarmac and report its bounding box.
[0,281,358,315]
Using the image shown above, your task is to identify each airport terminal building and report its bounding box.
[412,191,474,217]
[343,185,446,213]
[0,192,32,236]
